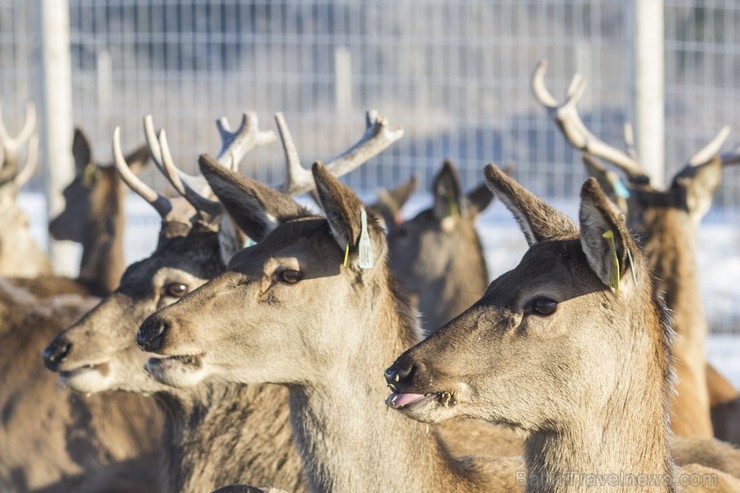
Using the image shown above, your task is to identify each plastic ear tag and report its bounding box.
[602,230,621,292]
[343,244,349,267]
[612,177,631,199]
[358,209,374,269]
[243,236,256,248]
[446,190,460,218]
[83,163,96,187]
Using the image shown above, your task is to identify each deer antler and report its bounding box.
[144,113,276,222]
[14,132,38,188]
[0,101,36,159]
[532,59,646,181]
[687,126,731,166]
[0,102,38,187]
[113,126,172,218]
[274,110,404,196]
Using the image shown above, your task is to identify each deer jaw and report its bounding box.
[139,217,388,389]
[44,232,221,394]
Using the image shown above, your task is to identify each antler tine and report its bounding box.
[279,110,404,197]
[274,112,311,195]
[215,112,277,168]
[0,101,36,156]
[14,132,38,188]
[113,126,172,218]
[623,122,639,161]
[158,129,221,219]
[688,126,730,166]
[143,114,167,174]
[531,59,645,180]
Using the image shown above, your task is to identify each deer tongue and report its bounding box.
[385,392,426,409]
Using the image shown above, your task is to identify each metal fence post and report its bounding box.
[632,0,665,186]
[38,0,77,275]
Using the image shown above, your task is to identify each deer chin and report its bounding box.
[145,353,207,388]
[59,362,113,394]
[385,390,461,423]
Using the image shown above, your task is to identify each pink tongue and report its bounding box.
[387,392,426,408]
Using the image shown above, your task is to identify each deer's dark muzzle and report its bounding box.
[384,353,421,389]
[137,315,170,352]
[42,336,71,371]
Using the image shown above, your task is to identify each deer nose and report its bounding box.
[137,316,169,352]
[384,358,417,387]
[42,336,72,371]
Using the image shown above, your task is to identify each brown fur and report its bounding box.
[0,279,161,492]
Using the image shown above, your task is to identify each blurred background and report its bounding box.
[0,1,738,339]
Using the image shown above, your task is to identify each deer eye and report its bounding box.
[164,283,189,298]
[278,269,303,285]
[527,297,558,316]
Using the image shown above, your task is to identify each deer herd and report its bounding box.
[0,59,739,492]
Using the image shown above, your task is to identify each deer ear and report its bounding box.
[484,164,576,246]
[72,128,92,174]
[312,161,383,269]
[368,174,417,229]
[465,182,494,219]
[671,156,722,222]
[579,178,638,292]
[199,154,304,242]
[123,145,150,176]
[432,159,465,222]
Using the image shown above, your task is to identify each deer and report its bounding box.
[531,58,740,442]
[0,101,51,278]
[134,157,526,493]
[385,165,740,492]
[387,159,495,334]
[47,128,149,296]
[43,109,405,493]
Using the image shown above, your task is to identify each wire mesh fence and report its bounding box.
[0,1,738,332]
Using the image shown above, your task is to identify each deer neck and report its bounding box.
[156,382,304,493]
[287,274,495,493]
[523,304,675,493]
[420,226,489,332]
[78,184,126,295]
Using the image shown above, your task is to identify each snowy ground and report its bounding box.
[20,191,740,387]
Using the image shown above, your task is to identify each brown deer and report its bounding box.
[43,110,404,493]
[385,165,740,492]
[135,157,526,493]
[531,59,740,441]
[0,102,51,277]
[48,128,149,296]
[387,159,494,334]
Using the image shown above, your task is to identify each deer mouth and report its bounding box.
[59,361,110,380]
[385,390,458,415]
[145,353,207,388]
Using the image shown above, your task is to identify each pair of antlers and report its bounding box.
[0,101,38,189]
[113,110,404,224]
[531,59,740,184]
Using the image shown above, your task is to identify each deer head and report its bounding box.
[384,165,666,429]
[0,101,49,277]
[135,157,415,389]
[387,159,495,332]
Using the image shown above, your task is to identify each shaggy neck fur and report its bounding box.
[638,207,711,437]
[155,382,305,493]
[287,267,510,493]
[523,275,676,493]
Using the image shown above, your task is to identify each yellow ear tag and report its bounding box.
[446,190,459,218]
[83,163,96,187]
[602,230,621,292]
[343,244,349,268]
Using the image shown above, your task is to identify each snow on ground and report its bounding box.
[20,191,740,387]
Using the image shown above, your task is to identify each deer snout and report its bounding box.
[42,336,72,371]
[137,315,170,352]
[384,356,420,388]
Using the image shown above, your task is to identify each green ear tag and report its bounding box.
[357,209,374,269]
[446,190,459,218]
[602,230,621,292]
[342,244,349,268]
